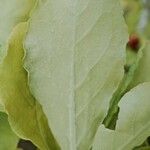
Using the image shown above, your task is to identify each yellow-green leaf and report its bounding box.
[0,23,59,150]
[0,112,18,150]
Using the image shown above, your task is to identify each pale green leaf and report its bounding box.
[24,0,128,149]
[0,0,36,62]
[104,45,144,128]
[93,82,150,150]
[0,23,60,150]
[0,112,18,150]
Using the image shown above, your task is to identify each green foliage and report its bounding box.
[24,0,128,149]
[0,22,59,150]
[0,112,18,150]
[93,83,150,150]
[0,0,150,150]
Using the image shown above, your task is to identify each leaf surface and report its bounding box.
[0,0,36,62]
[0,112,18,150]
[104,45,143,128]
[0,23,60,150]
[93,82,150,150]
[24,0,128,149]
[25,0,127,150]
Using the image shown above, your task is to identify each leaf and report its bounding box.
[0,0,36,62]
[104,45,144,128]
[93,82,150,150]
[24,0,128,149]
[0,112,18,150]
[0,23,60,150]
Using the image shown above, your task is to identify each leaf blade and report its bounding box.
[93,82,150,150]
[0,112,18,150]
[0,0,36,62]
[0,22,60,150]
[24,0,128,149]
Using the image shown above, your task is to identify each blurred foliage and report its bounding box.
[121,0,150,149]
[0,112,18,150]
[122,0,150,39]
[121,0,143,34]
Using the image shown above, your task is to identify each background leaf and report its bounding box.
[93,82,150,150]
[0,112,18,150]
[0,0,36,62]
